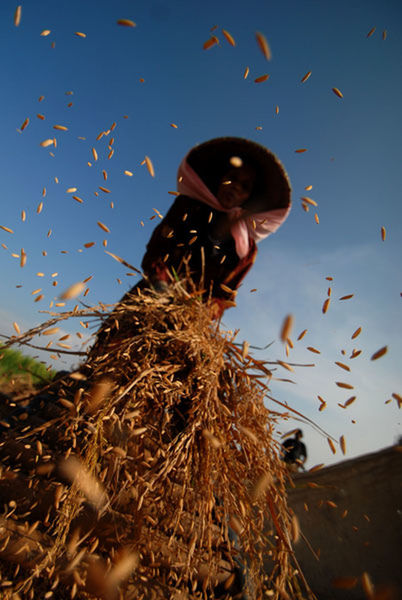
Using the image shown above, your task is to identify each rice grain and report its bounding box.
[370,346,387,361]
[222,29,236,46]
[254,74,270,83]
[97,221,110,233]
[255,32,271,60]
[60,281,86,300]
[145,156,155,177]
[14,5,22,26]
[301,71,312,83]
[117,19,136,27]
[280,314,293,342]
[332,87,343,98]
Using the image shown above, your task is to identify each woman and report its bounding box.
[140,136,291,317]
[90,137,291,357]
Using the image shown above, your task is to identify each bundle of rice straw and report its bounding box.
[0,283,312,599]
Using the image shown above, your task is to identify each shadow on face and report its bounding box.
[216,164,256,209]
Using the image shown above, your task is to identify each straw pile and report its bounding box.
[0,283,310,599]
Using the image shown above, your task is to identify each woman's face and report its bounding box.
[216,164,256,209]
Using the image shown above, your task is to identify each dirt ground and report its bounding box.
[282,445,402,600]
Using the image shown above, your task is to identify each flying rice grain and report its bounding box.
[322,298,330,314]
[143,155,155,178]
[40,139,54,147]
[105,550,139,590]
[97,221,110,233]
[332,576,359,590]
[327,438,336,454]
[255,32,271,60]
[307,346,320,354]
[60,281,86,300]
[254,74,270,83]
[202,429,221,448]
[92,148,98,161]
[14,5,22,26]
[295,148,307,153]
[297,329,307,341]
[382,30,387,40]
[203,36,219,50]
[222,29,236,46]
[108,149,114,159]
[60,457,107,511]
[314,213,320,224]
[381,226,386,241]
[344,396,356,407]
[351,327,362,339]
[73,196,83,203]
[332,87,343,98]
[361,572,375,598]
[42,327,60,336]
[309,464,324,473]
[335,361,350,372]
[280,314,293,342]
[75,32,86,38]
[301,71,312,83]
[53,125,68,131]
[370,346,387,360]
[243,66,250,79]
[336,382,354,389]
[37,114,45,120]
[20,117,29,131]
[99,186,111,193]
[0,225,14,233]
[251,471,272,501]
[170,123,178,128]
[301,196,317,207]
[340,435,346,455]
[366,27,376,38]
[339,294,354,300]
[275,105,279,114]
[20,248,27,267]
[277,360,294,372]
[117,19,136,27]
[124,170,133,176]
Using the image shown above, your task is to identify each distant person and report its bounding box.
[281,429,307,472]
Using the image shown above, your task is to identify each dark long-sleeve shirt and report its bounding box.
[141,195,257,314]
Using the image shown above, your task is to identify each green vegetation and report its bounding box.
[0,345,55,386]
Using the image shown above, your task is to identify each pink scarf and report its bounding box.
[177,158,291,259]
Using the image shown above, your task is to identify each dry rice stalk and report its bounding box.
[0,284,311,599]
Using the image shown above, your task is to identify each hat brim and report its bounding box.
[185,137,291,211]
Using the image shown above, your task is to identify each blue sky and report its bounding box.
[1,0,401,467]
